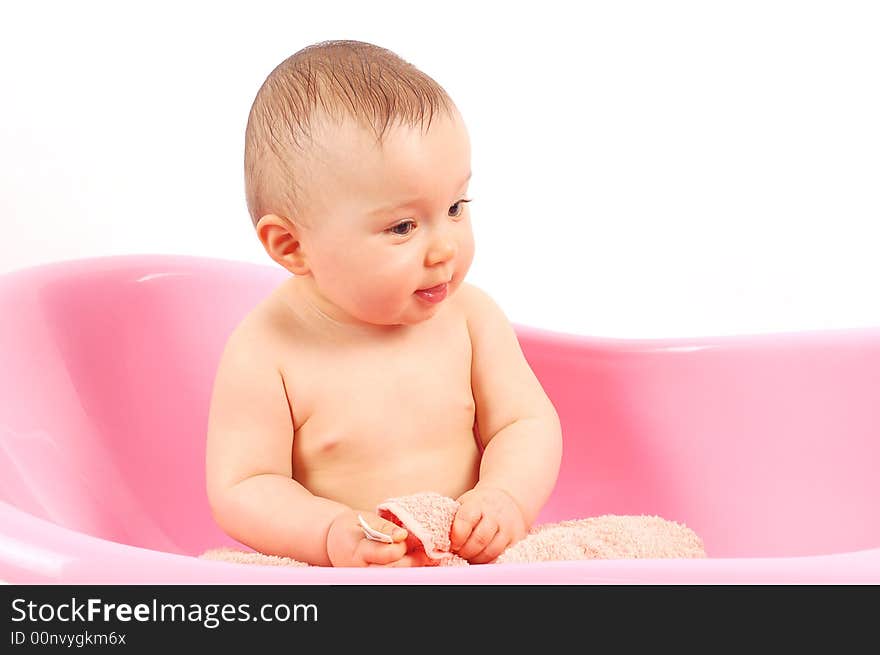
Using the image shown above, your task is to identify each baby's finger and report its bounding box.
[368,551,434,568]
[469,531,510,565]
[358,539,408,566]
[457,517,498,561]
[450,504,481,552]
[359,513,408,543]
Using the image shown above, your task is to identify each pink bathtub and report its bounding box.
[1,254,878,584]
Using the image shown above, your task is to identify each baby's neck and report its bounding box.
[277,276,409,341]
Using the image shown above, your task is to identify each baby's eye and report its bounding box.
[449,198,472,218]
[388,219,416,236]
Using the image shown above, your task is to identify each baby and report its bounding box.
[206,40,563,567]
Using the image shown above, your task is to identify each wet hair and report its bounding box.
[243,40,457,228]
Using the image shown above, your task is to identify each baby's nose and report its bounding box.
[425,234,456,265]
[425,224,458,263]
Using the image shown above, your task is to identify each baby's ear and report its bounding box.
[255,214,310,275]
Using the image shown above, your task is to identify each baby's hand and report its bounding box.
[326,510,428,567]
[450,486,528,564]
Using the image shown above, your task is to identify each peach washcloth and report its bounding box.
[376,492,461,561]
[377,491,705,566]
[200,491,706,566]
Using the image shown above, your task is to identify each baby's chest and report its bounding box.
[283,326,476,449]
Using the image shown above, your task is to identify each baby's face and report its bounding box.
[297,110,474,327]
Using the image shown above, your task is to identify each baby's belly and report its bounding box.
[294,435,481,512]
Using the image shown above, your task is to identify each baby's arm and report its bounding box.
[206,323,424,567]
[205,323,350,566]
[451,285,563,561]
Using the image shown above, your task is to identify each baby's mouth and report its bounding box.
[414,282,449,304]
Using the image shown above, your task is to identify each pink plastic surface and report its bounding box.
[0,254,878,584]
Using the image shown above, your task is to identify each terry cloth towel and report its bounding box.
[200,491,706,566]
[376,492,461,560]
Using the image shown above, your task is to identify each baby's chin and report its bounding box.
[343,283,460,327]
[356,301,445,328]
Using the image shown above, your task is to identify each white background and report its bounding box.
[2,0,878,338]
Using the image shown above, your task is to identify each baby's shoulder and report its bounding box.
[220,293,294,366]
[452,281,506,322]
[452,282,517,354]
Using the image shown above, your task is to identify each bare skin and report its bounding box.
[274,279,481,513]
[206,109,562,566]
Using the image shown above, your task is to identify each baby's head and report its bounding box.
[244,40,474,328]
